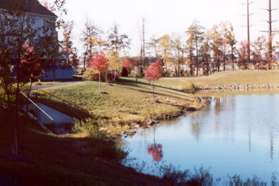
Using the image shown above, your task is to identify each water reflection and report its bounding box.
[147,127,163,162]
[123,95,279,181]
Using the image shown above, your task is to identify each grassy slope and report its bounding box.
[39,81,199,125]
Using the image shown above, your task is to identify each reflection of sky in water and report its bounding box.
[122,95,279,182]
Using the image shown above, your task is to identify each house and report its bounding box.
[0,0,58,43]
[0,0,75,81]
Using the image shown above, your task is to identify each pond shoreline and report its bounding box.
[196,83,279,92]
[113,97,209,139]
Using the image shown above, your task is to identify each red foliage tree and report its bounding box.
[89,53,109,92]
[144,60,162,98]
[144,60,162,81]
[20,43,41,82]
[19,42,42,96]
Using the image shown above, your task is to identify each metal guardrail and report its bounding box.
[20,92,54,133]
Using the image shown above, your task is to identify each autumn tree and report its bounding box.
[200,34,211,75]
[61,21,73,63]
[186,21,204,76]
[208,25,223,72]
[252,36,267,68]
[223,23,237,71]
[106,25,130,75]
[171,36,185,77]
[81,20,103,69]
[144,61,162,99]
[159,34,171,65]
[61,21,79,67]
[89,53,109,93]
[20,42,42,95]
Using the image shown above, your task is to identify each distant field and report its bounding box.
[189,70,279,88]
[124,70,279,91]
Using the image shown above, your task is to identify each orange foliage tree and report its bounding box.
[89,53,109,92]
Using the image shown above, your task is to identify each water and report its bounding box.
[122,94,279,183]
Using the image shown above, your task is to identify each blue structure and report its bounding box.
[41,66,75,81]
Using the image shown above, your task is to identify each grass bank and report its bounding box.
[36,81,203,137]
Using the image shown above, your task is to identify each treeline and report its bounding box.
[65,20,279,79]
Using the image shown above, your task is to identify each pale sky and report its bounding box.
[64,0,279,55]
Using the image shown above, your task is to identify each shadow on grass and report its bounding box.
[0,111,165,186]
[118,78,196,93]
[115,80,195,102]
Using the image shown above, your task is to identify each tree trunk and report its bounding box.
[195,38,199,77]
[99,72,101,93]
[231,46,235,71]
[152,82,155,102]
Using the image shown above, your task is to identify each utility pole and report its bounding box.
[137,18,146,80]
[268,0,272,63]
[262,0,278,69]
[140,18,146,63]
[266,0,278,69]
[246,0,251,65]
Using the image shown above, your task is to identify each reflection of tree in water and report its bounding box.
[147,127,163,162]
[147,143,163,162]
[214,97,222,115]
[270,129,274,160]
[191,122,201,141]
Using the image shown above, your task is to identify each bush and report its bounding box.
[83,69,119,81]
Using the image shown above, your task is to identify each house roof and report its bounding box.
[0,0,56,17]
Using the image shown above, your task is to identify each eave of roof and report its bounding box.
[0,0,57,17]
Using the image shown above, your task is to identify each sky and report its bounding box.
[64,0,279,55]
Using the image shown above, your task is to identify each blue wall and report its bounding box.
[41,67,75,81]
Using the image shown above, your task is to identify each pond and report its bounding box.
[122,94,279,184]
